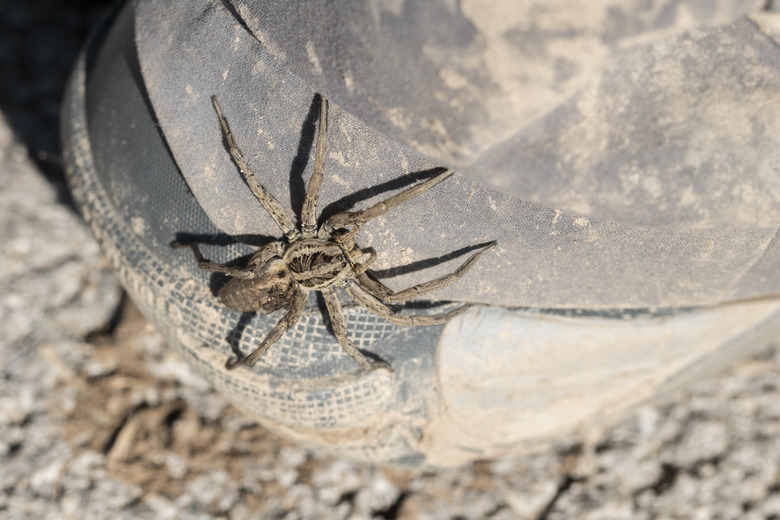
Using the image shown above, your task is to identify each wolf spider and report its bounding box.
[174,95,495,371]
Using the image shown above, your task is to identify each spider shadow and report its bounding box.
[225,311,256,362]
[289,93,323,222]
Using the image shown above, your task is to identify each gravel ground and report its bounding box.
[3,2,780,519]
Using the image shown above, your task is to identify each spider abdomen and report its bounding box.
[218,276,297,313]
[218,255,297,313]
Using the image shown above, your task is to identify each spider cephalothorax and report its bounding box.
[174,95,495,371]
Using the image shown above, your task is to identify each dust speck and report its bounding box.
[399,152,409,173]
[329,173,351,189]
[439,68,468,90]
[131,217,147,236]
[251,61,265,76]
[329,150,348,167]
[386,107,410,130]
[343,70,355,92]
[306,41,323,75]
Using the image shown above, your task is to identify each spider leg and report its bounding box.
[358,241,496,303]
[171,241,256,279]
[326,168,454,230]
[226,289,307,370]
[246,241,286,270]
[300,96,328,238]
[321,288,393,371]
[346,281,470,325]
[353,247,377,275]
[211,96,298,239]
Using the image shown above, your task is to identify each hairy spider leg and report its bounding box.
[357,241,497,303]
[212,96,299,240]
[226,289,308,370]
[171,241,256,279]
[353,248,377,275]
[345,282,470,325]
[343,241,496,325]
[326,168,455,238]
[321,288,392,371]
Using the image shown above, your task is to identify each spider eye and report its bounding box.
[337,255,344,261]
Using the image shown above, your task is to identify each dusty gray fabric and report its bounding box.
[135,0,779,309]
